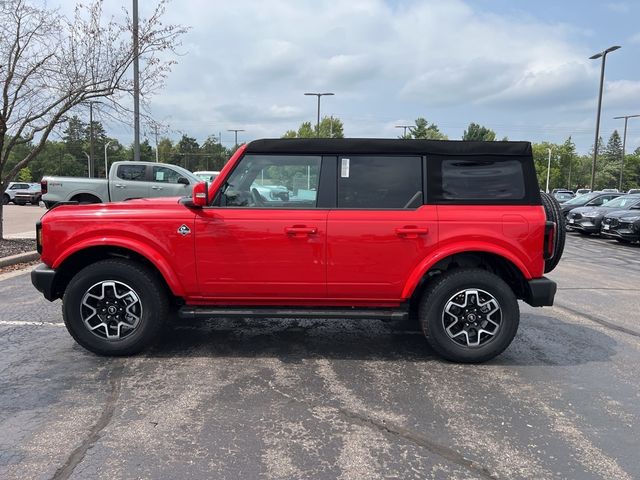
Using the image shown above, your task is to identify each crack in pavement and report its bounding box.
[265,380,497,480]
[51,361,125,480]
[555,303,640,338]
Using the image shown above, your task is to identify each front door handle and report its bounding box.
[285,226,318,237]
[396,226,429,238]
[151,185,163,190]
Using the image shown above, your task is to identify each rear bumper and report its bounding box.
[31,264,58,301]
[524,277,556,307]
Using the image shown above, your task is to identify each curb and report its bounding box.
[0,251,40,268]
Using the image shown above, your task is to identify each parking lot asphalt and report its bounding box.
[0,233,639,480]
[2,204,44,238]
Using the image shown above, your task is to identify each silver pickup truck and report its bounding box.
[41,161,201,207]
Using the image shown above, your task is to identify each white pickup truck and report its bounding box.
[41,161,201,207]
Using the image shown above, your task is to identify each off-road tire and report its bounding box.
[63,259,168,356]
[419,268,520,363]
[540,192,565,273]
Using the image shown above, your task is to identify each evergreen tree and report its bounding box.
[462,123,496,141]
[406,118,447,140]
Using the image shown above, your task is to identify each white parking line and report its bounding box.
[0,320,64,327]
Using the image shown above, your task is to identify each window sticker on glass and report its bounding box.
[156,171,165,181]
[341,158,350,178]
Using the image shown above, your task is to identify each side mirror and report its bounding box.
[178,177,190,185]
[192,182,208,207]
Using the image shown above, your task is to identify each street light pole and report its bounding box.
[132,0,141,162]
[227,129,245,148]
[304,92,334,137]
[545,148,552,193]
[104,141,114,178]
[89,102,95,178]
[395,125,413,138]
[589,45,621,190]
[83,152,90,177]
[613,114,640,191]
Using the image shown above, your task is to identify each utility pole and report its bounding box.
[153,124,159,163]
[133,0,141,161]
[589,45,621,190]
[89,102,95,178]
[304,92,334,137]
[228,129,245,147]
[613,114,640,191]
[545,148,552,193]
[395,125,413,138]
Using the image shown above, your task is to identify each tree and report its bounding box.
[17,167,31,182]
[0,0,186,238]
[462,123,496,141]
[598,130,623,189]
[157,138,174,164]
[283,117,344,138]
[175,134,200,171]
[401,118,447,140]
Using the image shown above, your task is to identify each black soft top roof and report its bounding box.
[245,138,532,157]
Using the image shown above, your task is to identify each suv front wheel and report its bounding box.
[419,268,519,363]
[62,259,168,355]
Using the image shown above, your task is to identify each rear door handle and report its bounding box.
[395,226,429,238]
[285,226,318,237]
[151,186,163,190]
[114,184,126,189]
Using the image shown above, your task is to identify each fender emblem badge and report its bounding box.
[177,224,191,236]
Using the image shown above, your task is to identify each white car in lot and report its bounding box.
[3,182,33,204]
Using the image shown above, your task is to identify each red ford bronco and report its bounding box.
[32,139,563,363]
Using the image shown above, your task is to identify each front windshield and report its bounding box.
[555,193,573,201]
[564,192,598,205]
[603,196,640,209]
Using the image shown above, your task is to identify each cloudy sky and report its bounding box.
[61,0,640,153]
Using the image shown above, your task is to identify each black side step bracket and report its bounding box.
[178,306,408,321]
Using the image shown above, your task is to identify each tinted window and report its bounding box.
[337,156,422,209]
[153,166,183,184]
[441,158,525,200]
[117,165,146,181]
[221,154,321,208]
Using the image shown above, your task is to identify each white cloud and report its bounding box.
[605,2,630,13]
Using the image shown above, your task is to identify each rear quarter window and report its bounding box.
[427,155,535,205]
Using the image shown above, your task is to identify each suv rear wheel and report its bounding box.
[419,268,519,363]
[62,259,168,355]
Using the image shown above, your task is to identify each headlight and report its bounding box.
[622,215,640,222]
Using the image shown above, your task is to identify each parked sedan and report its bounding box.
[13,184,42,205]
[567,194,640,235]
[601,209,640,243]
[559,191,623,216]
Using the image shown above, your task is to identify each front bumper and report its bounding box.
[566,217,600,233]
[31,263,58,301]
[601,226,640,242]
[524,277,557,307]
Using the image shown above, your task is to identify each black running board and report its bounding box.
[178,306,408,321]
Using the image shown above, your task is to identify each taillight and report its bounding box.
[40,179,48,194]
[544,221,556,259]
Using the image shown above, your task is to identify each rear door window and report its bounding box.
[337,156,422,209]
[117,164,147,181]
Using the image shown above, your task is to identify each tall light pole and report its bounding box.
[395,125,413,138]
[83,152,90,177]
[589,45,621,190]
[104,141,114,178]
[304,92,334,137]
[613,114,640,191]
[89,102,95,177]
[132,0,141,162]
[227,129,245,147]
[545,148,552,193]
